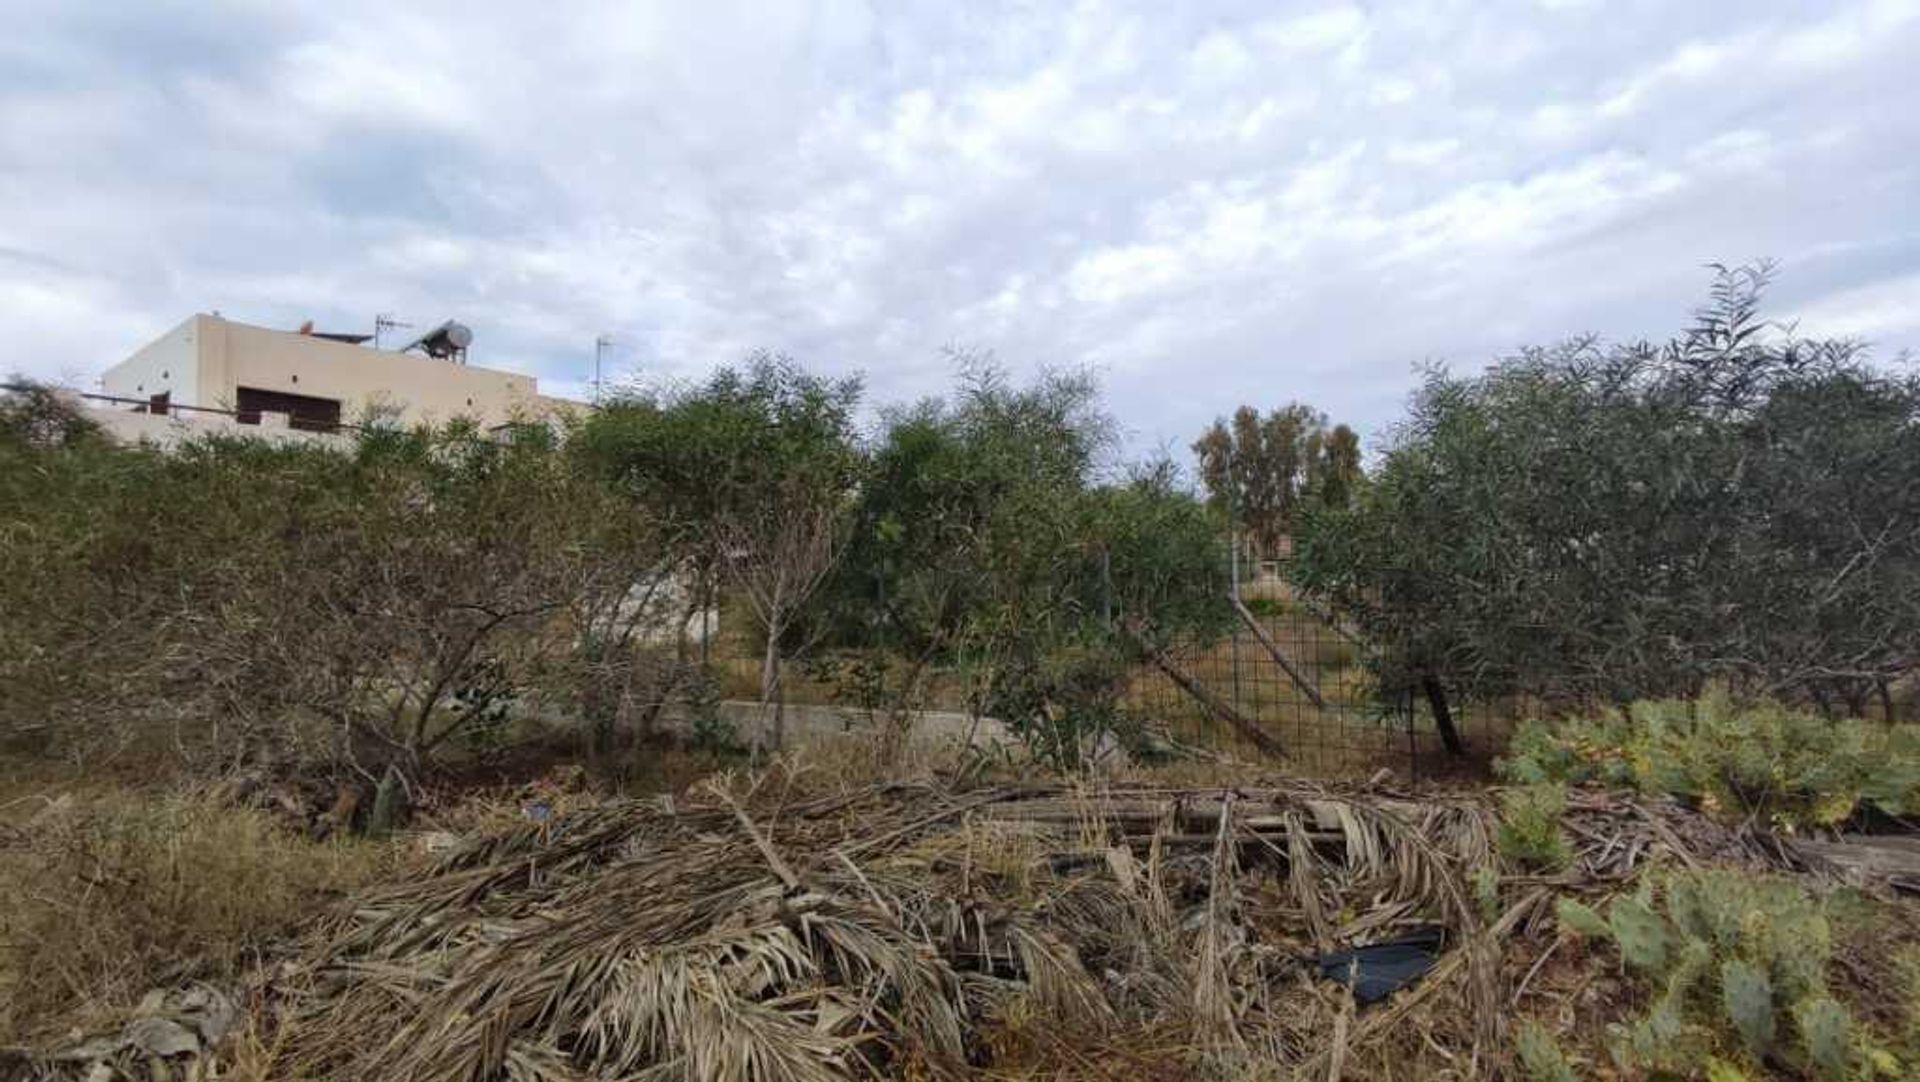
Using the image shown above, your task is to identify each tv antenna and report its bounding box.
[594,334,616,403]
[373,313,413,350]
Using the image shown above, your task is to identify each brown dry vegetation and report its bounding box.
[0,777,405,1045]
[8,739,1916,1081]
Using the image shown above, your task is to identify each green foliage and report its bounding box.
[1291,263,1920,713]
[1616,994,1709,1074]
[1470,863,1500,924]
[3,358,1231,777]
[1667,871,1832,1001]
[1,405,648,775]
[1574,867,1877,1078]
[1500,690,1920,829]
[1554,897,1610,939]
[1609,893,1670,972]
[1795,995,1853,1078]
[1705,1059,1753,1082]
[577,356,863,732]
[1899,947,1920,1050]
[0,378,105,450]
[1495,783,1570,870]
[1720,958,1775,1055]
[1514,1019,1577,1082]
[577,354,861,545]
[685,667,739,754]
[825,365,1228,768]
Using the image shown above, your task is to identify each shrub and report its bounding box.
[1514,1018,1577,1082]
[1501,689,1920,829]
[1292,264,1920,722]
[0,379,104,450]
[0,789,400,1042]
[1495,782,1570,869]
[2,412,668,781]
[1556,867,1895,1078]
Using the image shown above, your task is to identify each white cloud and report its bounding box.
[1186,30,1254,83]
[1775,0,1919,69]
[1386,138,1461,167]
[1790,273,1920,343]
[1,0,1916,454]
[1255,7,1369,55]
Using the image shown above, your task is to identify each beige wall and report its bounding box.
[82,400,350,450]
[101,315,200,409]
[103,314,562,428]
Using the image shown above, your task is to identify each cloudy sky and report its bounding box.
[3,0,1917,457]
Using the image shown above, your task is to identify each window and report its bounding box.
[234,386,343,431]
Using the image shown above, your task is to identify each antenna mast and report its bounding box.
[373,313,413,350]
[594,334,615,403]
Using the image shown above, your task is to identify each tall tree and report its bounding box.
[1193,403,1360,559]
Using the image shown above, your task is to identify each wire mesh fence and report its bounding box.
[1121,551,1514,778]
[696,543,1520,777]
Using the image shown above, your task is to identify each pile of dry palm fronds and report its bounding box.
[222,775,1541,1081]
[17,767,1869,1082]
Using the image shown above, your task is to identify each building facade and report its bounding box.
[100,314,571,433]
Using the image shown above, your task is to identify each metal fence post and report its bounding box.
[1101,546,1113,632]
[1229,537,1243,715]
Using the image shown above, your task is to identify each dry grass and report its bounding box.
[0,784,404,1045]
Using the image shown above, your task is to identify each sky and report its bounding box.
[3,0,1918,460]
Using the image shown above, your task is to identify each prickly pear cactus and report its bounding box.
[1514,1020,1577,1082]
[1611,996,1705,1073]
[1721,958,1775,1055]
[1793,995,1852,1077]
[1555,897,1610,939]
[1663,938,1712,1001]
[1705,1058,1752,1082]
[1609,895,1670,973]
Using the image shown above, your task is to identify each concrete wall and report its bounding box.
[100,315,200,410]
[102,315,561,428]
[81,399,350,450]
[658,700,1014,752]
[211,317,546,426]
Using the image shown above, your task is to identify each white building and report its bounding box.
[96,313,574,439]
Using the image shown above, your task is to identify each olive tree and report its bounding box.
[828,365,1233,767]
[1293,263,1920,740]
[1,402,633,802]
[581,357,862,749]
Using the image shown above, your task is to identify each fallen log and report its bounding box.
[1231,595,1327,709]
[1139,638,1286,756]
[1790,834,1920,892]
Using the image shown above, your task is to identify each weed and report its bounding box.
[1495,782,1570,869]
[0,787,400,1043]
[1515,1019,1577,1082]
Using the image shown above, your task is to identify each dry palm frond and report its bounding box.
[263,781,1522,1081]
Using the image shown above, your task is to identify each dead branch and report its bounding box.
[1232,595,1327,709]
